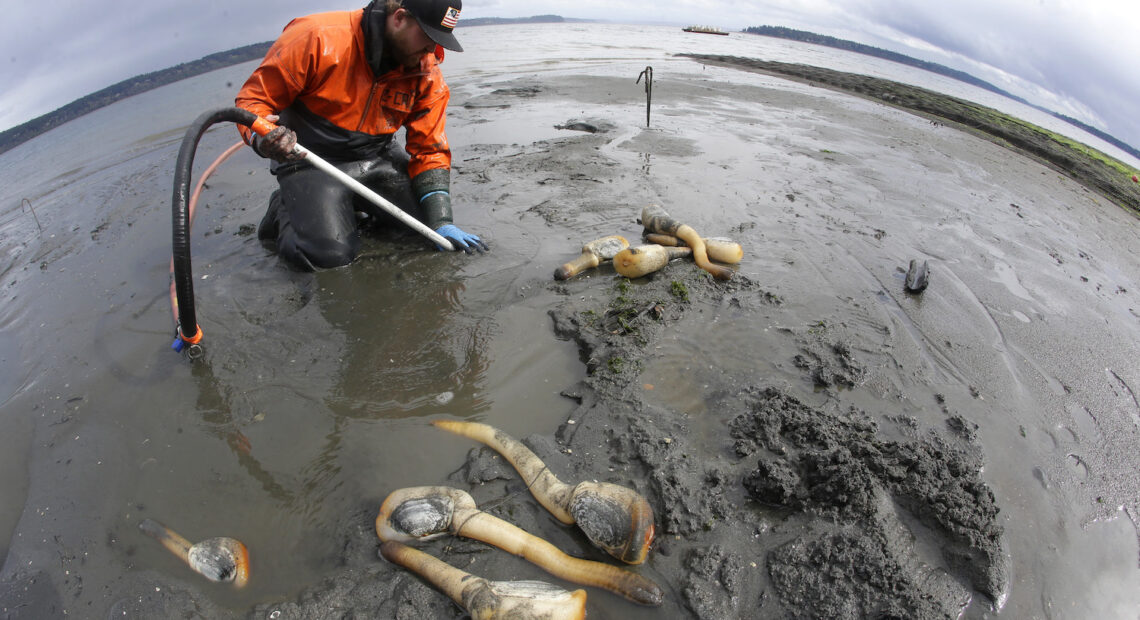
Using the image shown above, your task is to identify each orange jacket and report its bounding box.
[235,8,450,178]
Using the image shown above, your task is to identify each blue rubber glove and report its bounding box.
[435,224,488,254]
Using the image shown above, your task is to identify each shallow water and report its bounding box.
[2,23,1139,618]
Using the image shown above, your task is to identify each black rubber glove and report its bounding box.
[255,125,305,163]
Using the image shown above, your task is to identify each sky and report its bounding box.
[2,1,1138,150]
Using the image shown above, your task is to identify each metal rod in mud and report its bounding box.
[637,66,653,127]
[20,197,42,231]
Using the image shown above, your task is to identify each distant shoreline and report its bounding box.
[3,19,1137,165]
[742,26,1140,162]
[0,16,583,156]
[681,54,1140,217]
[0,42,272,156]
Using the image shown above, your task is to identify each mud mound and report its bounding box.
[540,267,1009,618]
[550,266,776,381]
[790,325,868,389]
[731,387,1008,612]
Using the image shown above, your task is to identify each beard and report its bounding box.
[387,37,430,69]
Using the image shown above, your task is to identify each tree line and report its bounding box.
[0,43,272,156]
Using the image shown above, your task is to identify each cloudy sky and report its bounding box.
[2,1,1138,149]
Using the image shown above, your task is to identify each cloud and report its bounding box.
[844,0,1140,140]
[0,1,325,131]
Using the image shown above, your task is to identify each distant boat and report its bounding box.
[682,25,729,36]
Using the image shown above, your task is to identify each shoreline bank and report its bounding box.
[680,53,1140,218]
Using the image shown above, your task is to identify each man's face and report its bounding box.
[389,8,436,68]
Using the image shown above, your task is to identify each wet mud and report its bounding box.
[246,60,1137,616]
[202,266,1011,619]
[547,270,1005,618]
[680,54,1140,217]
[3,25,1140,620]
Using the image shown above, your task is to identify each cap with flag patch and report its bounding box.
[401,0,464,52]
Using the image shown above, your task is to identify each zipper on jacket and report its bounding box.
[358,80,380,132]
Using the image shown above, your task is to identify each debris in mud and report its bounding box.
[90,222,109,241]
[554,121,600,133]
[905,259,930,293]
[670,280,689,302]
[491,86,542,98]
[946,414,979,442]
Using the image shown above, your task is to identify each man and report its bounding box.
[235,0,487,271]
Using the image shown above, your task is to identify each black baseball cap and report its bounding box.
[402,0,463,52]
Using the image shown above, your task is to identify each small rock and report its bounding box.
[905,259,929,293]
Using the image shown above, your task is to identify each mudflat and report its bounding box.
[2,38,1138,619]
[682,53,1140,217]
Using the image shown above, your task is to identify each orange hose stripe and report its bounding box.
[179,325,203,344]
[250,117,277,136]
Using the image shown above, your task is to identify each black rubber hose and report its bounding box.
[172,107,258,345]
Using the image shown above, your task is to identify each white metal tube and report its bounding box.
[294,144,455,251]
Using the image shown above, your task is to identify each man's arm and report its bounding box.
[234,18,313,155]
[404,69,486,252]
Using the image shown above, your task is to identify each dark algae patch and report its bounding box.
[680,54,1140,218]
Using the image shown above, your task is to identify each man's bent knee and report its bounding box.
[277,231,359,271]
[296,236,359,270]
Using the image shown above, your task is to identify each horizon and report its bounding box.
[5,19,1136,159]
[2,2,1138,152]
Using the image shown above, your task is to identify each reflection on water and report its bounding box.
[192,359,296,504]
[315,256,492,420]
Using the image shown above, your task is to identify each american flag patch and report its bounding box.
[441,7,459,28]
